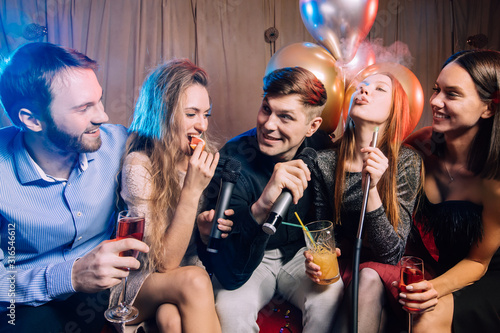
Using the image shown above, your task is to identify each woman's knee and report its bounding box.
[179,266,214,300]
[156,303,182,333]
[359,268,383,285]
[358,268,385,302]
[359,268,384,288]
[413,294,453,333]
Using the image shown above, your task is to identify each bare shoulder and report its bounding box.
[482,178,500,205]
[480,178,500,234]
[478,178,500,260]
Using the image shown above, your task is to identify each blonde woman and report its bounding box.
[109,59,231,333]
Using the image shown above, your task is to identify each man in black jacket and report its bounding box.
[199,67,343,332]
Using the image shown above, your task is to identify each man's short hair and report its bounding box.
[262,67,327,120]
[0,42,97,128]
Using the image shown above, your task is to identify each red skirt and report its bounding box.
[339,257,401,308]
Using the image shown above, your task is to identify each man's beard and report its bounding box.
[45,115,102,153]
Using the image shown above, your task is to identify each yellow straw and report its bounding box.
[294,212,316,247]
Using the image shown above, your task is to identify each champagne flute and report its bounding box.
[105,210,145,323]
[399,256,424,333]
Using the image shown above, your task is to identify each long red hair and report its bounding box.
[333,73,411,231]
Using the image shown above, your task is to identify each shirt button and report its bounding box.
[77,236,83,241]
[77,212,82,217]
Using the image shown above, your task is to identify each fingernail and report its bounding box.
[400,293,407,299]
[399,299,405,305]
[406,285,413,291]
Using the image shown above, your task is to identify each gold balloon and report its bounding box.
[342,62,424,138]
[265,42,344,134]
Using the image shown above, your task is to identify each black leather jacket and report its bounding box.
[198,128,332,290]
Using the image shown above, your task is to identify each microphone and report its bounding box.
[207,158,241,253]
[262,147,318,235]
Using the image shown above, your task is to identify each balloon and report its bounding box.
[266,42,344,133]
[342,63,424,138]
[299,0,378,63]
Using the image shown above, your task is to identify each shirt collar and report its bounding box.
[13,131,90,184]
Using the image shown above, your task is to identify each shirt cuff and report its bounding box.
[243,204,269,238]
[46,259,77,300]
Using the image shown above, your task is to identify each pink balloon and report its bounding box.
[300,0,378,64]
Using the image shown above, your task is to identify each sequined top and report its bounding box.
[312,145,422,264]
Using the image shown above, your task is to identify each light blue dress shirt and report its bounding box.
[0,124,128,311]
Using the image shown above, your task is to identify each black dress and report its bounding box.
[409,195,500,333]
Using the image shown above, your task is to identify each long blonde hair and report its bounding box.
[125,59,214,271]
[333,73,411,231]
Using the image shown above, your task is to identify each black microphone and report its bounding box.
[207,158,241,253]
[262,147,318,235]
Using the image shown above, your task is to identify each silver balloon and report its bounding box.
[300,0,378,64]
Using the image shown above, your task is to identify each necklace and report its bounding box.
[443,161,465,183]
[443,162,455,182]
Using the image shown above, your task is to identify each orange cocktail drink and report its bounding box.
[304,220,340,285]
[311,245,340,284]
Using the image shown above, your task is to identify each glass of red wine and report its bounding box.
[105,210,145,323]
[399,256,424,333]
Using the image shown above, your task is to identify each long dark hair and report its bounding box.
[436,50,500,180]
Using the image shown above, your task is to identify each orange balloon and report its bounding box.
[342,62,424,138]
[265,42,344,134]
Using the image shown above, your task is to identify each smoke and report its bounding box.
[371,38,413,67]
[342,38,414,84]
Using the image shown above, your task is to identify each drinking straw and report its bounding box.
[282,221,303,228]
[294,212,316,247]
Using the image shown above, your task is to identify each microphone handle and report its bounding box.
[207,181,235,253]
[262,191,293,235]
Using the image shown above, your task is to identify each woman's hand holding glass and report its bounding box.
[398,278,439,313]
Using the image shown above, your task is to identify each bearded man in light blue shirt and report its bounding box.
[0,42,149,332]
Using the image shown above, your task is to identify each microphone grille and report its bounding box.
[297,147,317,170]
[222,158,241,183]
